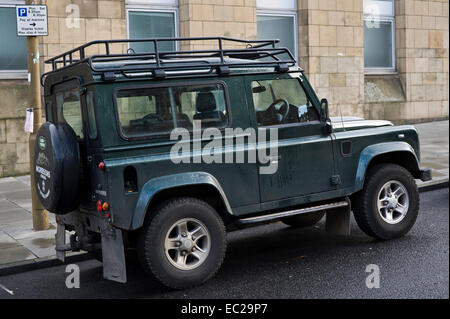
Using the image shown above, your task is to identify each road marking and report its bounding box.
[0,283,14,295]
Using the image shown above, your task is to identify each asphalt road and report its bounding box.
[0,188,448,299]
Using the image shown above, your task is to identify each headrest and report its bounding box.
[196,92,216,113]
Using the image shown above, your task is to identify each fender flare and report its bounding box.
[354,141,420,192]
[130,172,233,230]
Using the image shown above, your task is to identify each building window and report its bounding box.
[0,1,27,79]
[256,0,297,62]
[363,0,396,73]
[126,0,178,54]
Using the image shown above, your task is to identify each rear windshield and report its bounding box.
[115,83,228,138]
[56,89,84,138]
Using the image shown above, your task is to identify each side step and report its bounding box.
[236,200,349,226]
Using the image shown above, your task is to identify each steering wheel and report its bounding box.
[268,99,290,123]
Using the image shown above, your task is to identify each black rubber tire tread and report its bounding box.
[281,211,325,228]
[352,163,419,240]
[137,197,227,290]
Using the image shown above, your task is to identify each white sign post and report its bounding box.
[16,5,48,36]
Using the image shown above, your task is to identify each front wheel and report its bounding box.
[138,197,226,289]
[352,164,419,240]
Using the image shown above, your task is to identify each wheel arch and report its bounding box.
[130,172,233,230]
[354,142,421,192]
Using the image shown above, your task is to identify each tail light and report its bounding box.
[98,161,105,171]
[96,200,103,212]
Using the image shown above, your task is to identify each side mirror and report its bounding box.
[320,98,329,121]
[320,98,332,134]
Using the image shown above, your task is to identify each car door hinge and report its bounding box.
[330,175,341,186]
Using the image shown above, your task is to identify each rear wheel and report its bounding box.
[281,211,325,228]
[352,164,419,240]
[138,197,226,289]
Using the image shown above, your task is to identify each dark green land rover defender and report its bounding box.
[35,37,431,289]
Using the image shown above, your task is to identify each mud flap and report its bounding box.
[325,197,351,236]
[101,227,127,283]
[55,223,66,262]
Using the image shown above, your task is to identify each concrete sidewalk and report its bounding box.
[0,120,448,271]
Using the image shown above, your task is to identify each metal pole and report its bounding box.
[26,0,49,231]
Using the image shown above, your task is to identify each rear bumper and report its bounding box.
[419,168,432,182]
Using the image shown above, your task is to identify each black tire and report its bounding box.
[34,122,80,214]
[281,211,325,228]
[137,197,226,289]
[352,163,419,240]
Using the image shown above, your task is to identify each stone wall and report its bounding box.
[179,0,257,50]
[391,0,449,123]
[299,0,449,123]
[40,0,127,73]
[0,80,30,177]
[0,0,448,177]
[298,0,366,118]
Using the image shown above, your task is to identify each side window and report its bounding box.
[116,87,172,138]
[176,84,228,129]
[56,89,84,138]
[251,78,319,127]
[86,92,97,139]
[115,83,229,138]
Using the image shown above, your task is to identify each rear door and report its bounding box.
[52,80,98,208]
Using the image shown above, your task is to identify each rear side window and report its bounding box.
[56,89,84,138]
[86,92,97,139]
[115,83,228,138]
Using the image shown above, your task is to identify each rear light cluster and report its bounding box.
[97,200,110,218]
[96,161,109,217]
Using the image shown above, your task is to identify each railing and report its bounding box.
[42,37,297,82]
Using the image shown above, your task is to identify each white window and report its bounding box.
[363,0,396,73]
[126,0,179,53]
[0,1,27,79]
[256,0,298,62]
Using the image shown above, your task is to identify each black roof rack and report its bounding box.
[42,37,297,84]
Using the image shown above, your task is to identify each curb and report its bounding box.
[418,179,449,193]
[0,252,92,277]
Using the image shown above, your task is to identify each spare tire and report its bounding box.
[34,122,80,214]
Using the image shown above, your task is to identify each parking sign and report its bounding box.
[16,5,48,36]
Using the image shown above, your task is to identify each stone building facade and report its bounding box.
[0,0,448,176]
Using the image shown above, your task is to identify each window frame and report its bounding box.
[256,9,298,63]
[113,80,232,141]
[363,0,396,74]
[0,0,27,79]
[125,4,180,52]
